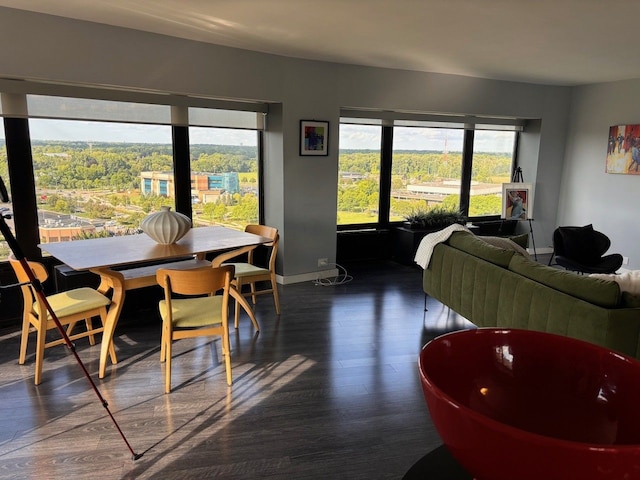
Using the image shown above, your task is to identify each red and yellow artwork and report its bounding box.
[606,124,640,174]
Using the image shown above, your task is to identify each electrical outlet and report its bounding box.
[623,256,629,265]
[318,258,328,267]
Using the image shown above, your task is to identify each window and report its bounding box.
[338,111,522,229]
[0,85,267,261]
[189,127,259,229]
[469,130,516,217]
[337,124,382,226]
[29,118,174,244]
[391,126,464,220]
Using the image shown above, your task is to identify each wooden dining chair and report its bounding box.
[211,224,280,328]
[9,255,115,385]
[155,265,234,393]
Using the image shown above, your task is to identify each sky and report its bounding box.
[2,119,515,153]
[339,124,516,153]
[25,120,258,146]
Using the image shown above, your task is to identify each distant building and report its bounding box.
[39,216,96,243]
[392,180,502,206]
[140,171,240,201]
[140,171,175,197]
[193,172,240,194]
[406,180,501,196]
[341,172,367,181]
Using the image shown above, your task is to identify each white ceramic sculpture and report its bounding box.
[140,206,191,244]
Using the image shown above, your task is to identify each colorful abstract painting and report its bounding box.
[606,124,640,174]
[300,120,329,156]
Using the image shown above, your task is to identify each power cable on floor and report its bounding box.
[313,263,353,286]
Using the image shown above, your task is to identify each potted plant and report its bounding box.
[396,206,466,265]
[403,206,466,230]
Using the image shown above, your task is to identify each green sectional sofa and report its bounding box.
[422,231,640,360]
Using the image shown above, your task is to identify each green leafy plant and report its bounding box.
[403,206,466,229]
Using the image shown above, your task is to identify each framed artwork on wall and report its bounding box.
[502,183,533,220]
[606,124,640,174]
[300,120,329,156]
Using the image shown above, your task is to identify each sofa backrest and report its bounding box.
[444,231,622,308]
[447,231,515,268]
[423,237,640,358]
[508,254,621,308]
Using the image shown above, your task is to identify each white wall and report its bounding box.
[560,80,640,270]
[0,7,574,281]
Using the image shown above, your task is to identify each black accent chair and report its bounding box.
[549,225,623,274]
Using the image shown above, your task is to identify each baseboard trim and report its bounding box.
[277,268,340,285]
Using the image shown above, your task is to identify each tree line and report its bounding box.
[338,149,512,222]
[31,141,258,191]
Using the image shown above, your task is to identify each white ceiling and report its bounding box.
[1,0,640,86]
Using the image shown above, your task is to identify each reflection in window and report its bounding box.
[29,119,173,243]
[337,124,382,225]
[189,127,259,230]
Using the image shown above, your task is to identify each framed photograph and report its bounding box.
[300,120,329,156]
[606,124,640,174]
[502,183,533,220]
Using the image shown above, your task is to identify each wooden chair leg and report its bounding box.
[164,338,173,394]
[34,326,47,385]
[222,328,232,386]
[160,322,169,362]
[84,317,96,345]
[108,340,117,364]
[230,287,259,331]
[66,320,78,337]
[270,273,281,314]
[19,318,31,365]
[98,308,116,363]
[249,282,257,305]
[234,298,241,329]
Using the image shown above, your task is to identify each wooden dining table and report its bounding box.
[40,226,270,378]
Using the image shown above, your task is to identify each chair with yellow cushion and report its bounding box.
[155,265,234,393]
[9,255,115,385]
[211,224,280,328]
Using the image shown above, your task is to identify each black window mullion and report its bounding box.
[258,130,265,225]
[459,129,474,216]
[3,117,41,261]
[171,125,192,221]
[512,131,520,174]
[379,125,393,227]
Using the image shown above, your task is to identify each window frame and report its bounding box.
[337,114,521,231]
[0,84,266,262]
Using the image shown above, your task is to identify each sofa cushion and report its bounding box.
[478,235,530,258]
[509,233,529,249]
[447,231,515,268]
[509,254,621,308]
[590,270,640,295]
[558,224,599,264]
[621,292,640,308]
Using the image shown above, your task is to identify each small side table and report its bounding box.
[403,445,472,480]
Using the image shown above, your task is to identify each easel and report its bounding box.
[510,167,537,260]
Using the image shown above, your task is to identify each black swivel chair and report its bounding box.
[549,225,623,274]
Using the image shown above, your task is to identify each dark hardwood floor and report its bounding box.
[0,261,473,479]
